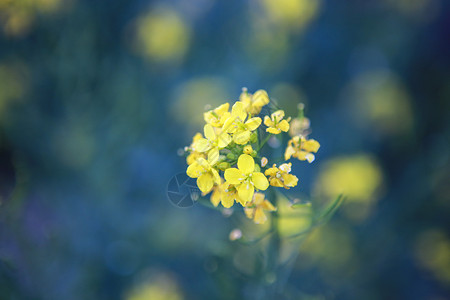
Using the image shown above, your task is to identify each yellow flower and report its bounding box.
[204,103,230,127]
[193,123,231,163]
[264,110,291,134]
[223,102,261,145]
[239,88,270,115]
[186,133,205,165]
[264,163,298,189]
[224,154,269,203]
[244,192,276,224]
[186,155,221,194]
[285,136,320,163]
[210,181,245,208]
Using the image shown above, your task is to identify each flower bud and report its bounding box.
[243,145,253,154]
[227,153,236,160]
[254,164,261,172]
[251,150,257,157]
[217,162,231,171]
[250,132,258,143]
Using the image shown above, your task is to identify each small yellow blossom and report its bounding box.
[264,110,290,134]
[224,154,269,203]
[186,156,221,194]
[243,145,253,154]
[264,163,298,189]
[244,192,276,224]
[223,102,262,145]
[204,103,230,127]
[193,123,232,163]
[210,181,245,208]
[239,88,270,115]
[285,136,320,163]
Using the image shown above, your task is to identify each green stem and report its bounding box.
[257,134,272,152]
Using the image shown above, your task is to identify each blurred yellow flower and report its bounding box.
[243,145,253,155]
[285,136,320,162]
[224,154,269,203]
[223,102,262,145]
[264,163,298,189]
[239,88,270,115]
[244,192,276,224]
[134,7,190,62]
[264,110,290,134]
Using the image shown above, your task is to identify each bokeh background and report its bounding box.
[0,0,449,299]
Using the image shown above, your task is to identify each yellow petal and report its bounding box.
[208,148,219,165]
[261,200,276,211]
[237,154,255,174]
[233,130,251,145]
[252,90,270,107]
[204,124,216,141]
[284,145,296,160]
[216,103,229,115]
[252,172,269,190]
[245,117,262,131]
[264,167,278,177]
[211,168,221,184]
[224,168,244,184]
[272,110,285,121]
[253,207,267,224]
[221,193,235,208]
[302,139,320,153]
[267,127,281,134]
[236,195,247,206]
[210,187,221,207]
[263,115,273,127]
[238,182,254,203]
[231,101,247,123]
[244,207,254,219]
[186,162,203,178]
[282,174,298,188]
[278,119,290,132]
[269,178,284,187]
[197,173,214,194]
[253,192,265,204]
[217,132,231,148]
[193,138,211,152]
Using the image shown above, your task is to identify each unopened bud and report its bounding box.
[243,145,253,154]
[254,164,261,172]
[251,150,257,157]
[227,153,236,160]
[250,132,258,143]
[217,162,230,171]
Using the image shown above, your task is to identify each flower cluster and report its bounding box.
[183,88,320,224]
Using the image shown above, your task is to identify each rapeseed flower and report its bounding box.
[244,192,276,224]
[211,181,245,208]
[204,103,230,127]
[264,110,291,134]
[193,123,231,162]
[285,136,320,163]
[224,154,269,204]
[264,163,298,189]
[223,102,262,145]
[239,88,270,115]
[186,156,220,194]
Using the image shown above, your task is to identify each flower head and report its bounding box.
[204,103,230,127]
[264,163,298,189]
[223,102,262,145]
[186,155,221,194]
[285,136,320,163]
[186,132,206,165]
[193,123,232,163]
[211,181,245,208]
[224,154,269,204]
[244,192,276,224]
[264,110,291,134]
[239,88,270,115]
